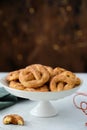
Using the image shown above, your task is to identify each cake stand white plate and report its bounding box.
[0,77,81,117]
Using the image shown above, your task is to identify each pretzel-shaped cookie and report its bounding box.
[6,70,20,81]
[9,81,25,90]
[50,71,76,92]
[26,65,53,78]
[19,64,50,88]
[52,67,66,76]
[59,71,81,85]
[44,65,53,76]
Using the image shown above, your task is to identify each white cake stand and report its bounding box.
[0,77,80,117]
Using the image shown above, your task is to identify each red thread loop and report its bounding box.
[73,92,87,115]
[73,92,87,126]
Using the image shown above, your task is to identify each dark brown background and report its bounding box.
[0,0,87,72]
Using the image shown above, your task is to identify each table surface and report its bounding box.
[0,73,87,130]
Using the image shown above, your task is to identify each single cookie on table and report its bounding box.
[3,114,24,125]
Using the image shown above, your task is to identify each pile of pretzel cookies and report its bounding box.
[6,64,81,92]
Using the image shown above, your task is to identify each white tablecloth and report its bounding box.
[0,73,87,130]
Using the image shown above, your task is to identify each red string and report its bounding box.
[73,92,87,125]
[85,122,87,126]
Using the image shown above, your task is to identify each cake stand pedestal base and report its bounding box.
[30,101,57,117]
